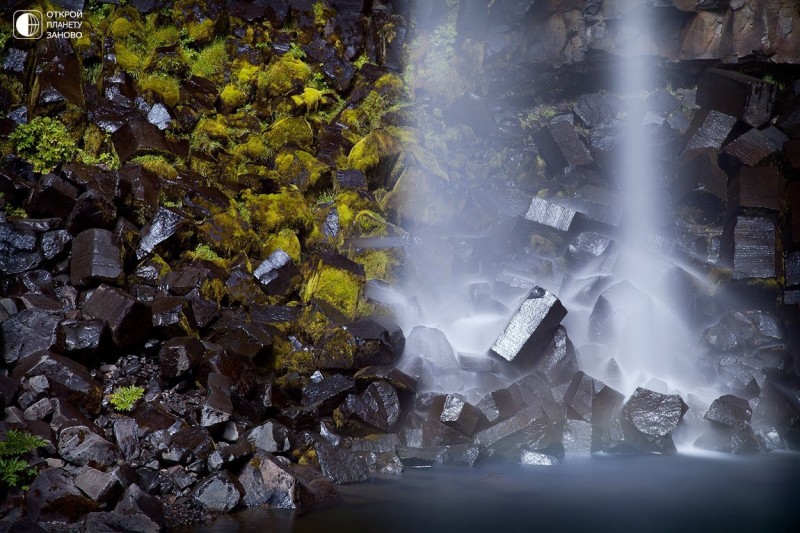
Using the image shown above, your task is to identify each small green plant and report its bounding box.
[0,429,48,489]
[287,43,306,60]
[9,117,79,173]
[353,54,369,69]
[316,189,336,205]
[109,386,145,412]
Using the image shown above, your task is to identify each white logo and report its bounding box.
[13,10,43,39]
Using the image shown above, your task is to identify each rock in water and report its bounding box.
[619,387,688,454]
[694,423,761,454]
[491,287,567,364]
[191,471,244,513]
[535,326,579,386]
[704,394,752,427]
[405,326,459,368]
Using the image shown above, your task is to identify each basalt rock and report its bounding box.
[314,441,370,485]
[535,326,579,386]
[430,394,482,437]
[0,309,60,364]
[159,337,210,380]
[12,351,102,415]
[136,207,188,260]
[69,229,123,287]
[705,394,752,427]
[246,420,291,454]
[82,285,152,348]
[736,166,780,212]
[722,128,782,167]
[253,249,300,296]
[694,422,761,454]
[615,387,689,454]
[302,374,356,415]
[697,69,776,128]
[684,110,738,153]
[337,381,401,433]
[533,119,593,172]
[191,471,244,513]
[405,326,459,369]
[524,196,577,232]
[732,216,776,280]
[26,468,99,523]
[491,287,567,364]
[0,222,42,275]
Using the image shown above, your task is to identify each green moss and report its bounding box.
[199,203,258,257]
[265,117,314,152]
[9,117,79,173]
[265,228,302,263]
[231,135,272,162]
[353,210,388,237]
[355,249,397,281]
[291,87,329,111]
[221,83,248,109]
[137,73,181,107]
[353,54,369,69]
[185,244,228,269]
[273,348,316,375]
[201,278,226,303]
[312,1,328,25]
[190,39,228,79]
[346,128,403,173]
[109,385,145,412]
[258,55,311,96]
[274,150,327,190]
[303,264,363,319]
[241,187,314,235]
[130,155,179,180]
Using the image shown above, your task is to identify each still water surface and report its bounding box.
[197,452,800,533]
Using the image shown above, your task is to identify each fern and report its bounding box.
[0,430,48,457]
[109,386,145,412]
[0,458,34,488]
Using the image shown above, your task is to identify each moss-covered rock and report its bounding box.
[302,254,366,320]
[241,187,315,236]
[258,54,311,97]
[274,150,328,191]
[265,117,314,152]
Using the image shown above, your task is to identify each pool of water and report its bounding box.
[197,452,800,533]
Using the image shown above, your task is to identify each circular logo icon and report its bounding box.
[13,11,43,39]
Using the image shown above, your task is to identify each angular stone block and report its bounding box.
[697,69,776,128]
[82,285,151,348]
[737,166,780,212]
[136,207,187,260]
[533,120,593,172]
[685,109,738,152]
[732,216,776,279]
[723,128,781,166]
[70,229,123,287]
[491,287,567,363]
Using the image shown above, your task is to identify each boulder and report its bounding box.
[430,394,482,437]
[1,309,60,364]
[135,207,187,260]
[82,285,152,348]
[74,466,120,503]
[533,118,593,172]
[69,229,123,287]
[338,381,401,432]
[26,468,99,522]
[404,326,459,369]
[694,422,761,454]
[524,196,577,232]
[58,425,117,468]
[191,471,244,513]
[736,166,780,212]
[490,287,567,364]
[535,326,579,386]
[237,453,302,509]
[697,69,776,128]
[253,249,300,296]
[245,420,291,454]
[12,352,101,414]
[314,441,370,485]
[301,373,356,415]
[704,394,752,427]
[618,387,689,454]
[0,222,42,275]
[722,128,781,166]
[684,110,738,152]
[732,216,776,279]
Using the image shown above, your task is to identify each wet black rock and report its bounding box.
[697,69,775,128]
[26,468,99,522]
[191,471,244,513]
[216,322,274,361]
[57,319,110,360]
[0,222,42,274]
[201,373,234,428]
[1,309,60,364]
[70,229,123,287]
[525,196,577,232]
[335,169,368,190]
[74,466,120,503]
[253,249,300,296]
[115,483,165,528]
[705,394,752,427]
[315,441,370,484]
[737,166,781,212]
[563,371,624,427]
[82,285,152,348]
[694,422,761,454]
[473,404,557,455]
[82,511,160,533]
[58,425,117,468]
[246,420,291,454]
[12,351,102,414]
[396,446,441,468]
[405,326,459,369]
[732,216,776,280]
[162,426,214,465]
[136,207,187,260]
[346,319,405,368]
[562,419,592,456]
[573,93,622,128]
[158,337,208,380]
[619,387,688,453]
[533,121,593,172]
[684,110,738,152]
[112,119,174,162]
[339,381,401,432]
[237,453,302,509]
[430,394,482,437]
[66,190,117,235]
[353,366,417,394]
[519,450,561,466]
[302,374,356,415]
[490,287,567,364]
[27,174,78,220]
[535,326,579,386]
[722,128,781,167]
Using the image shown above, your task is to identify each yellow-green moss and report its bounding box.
[220,83,248,109]
[199,203,258,257]
[265,117,314,152]
[274,150,327,189]
[190,39,228,79]
[130,155,179,180]
[231,135,271,162]
[273,349,316,375]
[185,244,228,269]
[137,74,181,107]
[264,228,302,263]
[9,117,78,173]
[353,210,388,237]
[200,278,226,304]
[303,265,363,319]
[347,128,403,173]
[355,249,397,282]
[291,87,328,111]
[258,55,311,96]
[241,187,314,235]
